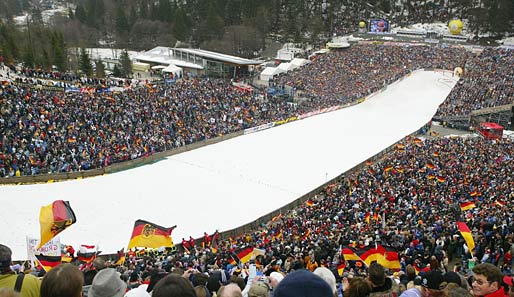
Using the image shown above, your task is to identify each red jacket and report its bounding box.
[481,287,508,297]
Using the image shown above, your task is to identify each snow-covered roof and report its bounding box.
[172,48,262,65]
[133,47,204,70]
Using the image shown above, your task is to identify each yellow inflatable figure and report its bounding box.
[448,20,463,35]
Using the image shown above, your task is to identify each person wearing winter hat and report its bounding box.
[267,272,284,296]
[124,284,150,297]
[88,268,127,297]
[248,281,269,297]
[313,267,337,296]
[273,269,333,297]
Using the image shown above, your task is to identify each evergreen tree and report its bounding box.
[23,44,35,68]
[79,48,93,76]
[51,31,66,71]
[95,60,105,78]
[139,0,147,18]
[204,1,224,39]
[115,3,130,33]
[75,4,88,24]
[112,64,122,77]
[119,50,132,78]
[173,7,190,41]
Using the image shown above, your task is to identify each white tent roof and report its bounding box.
[290,58,309,68]
[277,62,294,72]
[261,67,279,76]
[162,64,183,74]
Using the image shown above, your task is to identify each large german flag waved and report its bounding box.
[231,246,254,264]
[355,246,382,266]
[342,247,361,261]
[127,220,176,249]
[457,221,475,252]
[37,200,76,249]
[376,245,401,270]
[35,254,62,272]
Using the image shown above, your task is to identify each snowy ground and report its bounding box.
[0,70,458,260]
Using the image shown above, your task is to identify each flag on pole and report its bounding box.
[460,201,476,211]
[127,220,176,249]
[114,248,126,266]
[35,254,61,272]
[342,247,361,261]
[496,200,505,207]
[457,221,475,252]
[37,200,76,249]
[231,246,254,264]
[337,262,346,276]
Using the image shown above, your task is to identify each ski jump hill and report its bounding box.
[0,70,458,260]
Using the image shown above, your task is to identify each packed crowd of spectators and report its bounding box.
[2,136,514,297]
[436,48,514,118]
[274,44,470,103]
[0,44,512,182]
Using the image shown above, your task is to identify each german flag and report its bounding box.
[364,212,370,224]
[61,255,73,263]
[232,246,254,264]
[77,244,98,263]
[457,221,475,252]
[460,201,476,211]
[496,200,506,207]
[36,254,61,272]
[114,248,126,266]
[228,257,237,266]
[396,144,405,151]
[306,199,314,207]
[373,212,379,221]
[470,190,478,197]
[37,200,76,249]
[413,138,422,146]
[355,246,382,266]
[384,166,393,173]
[342,247,361,262]
[127,219,176,249]
[427,174,435,180]
[376,245,400,270]
[426,162,435,169]
[436,176,446,183]
[68,137,77,143]
[337,262,346,276]
[433,151,439,157]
